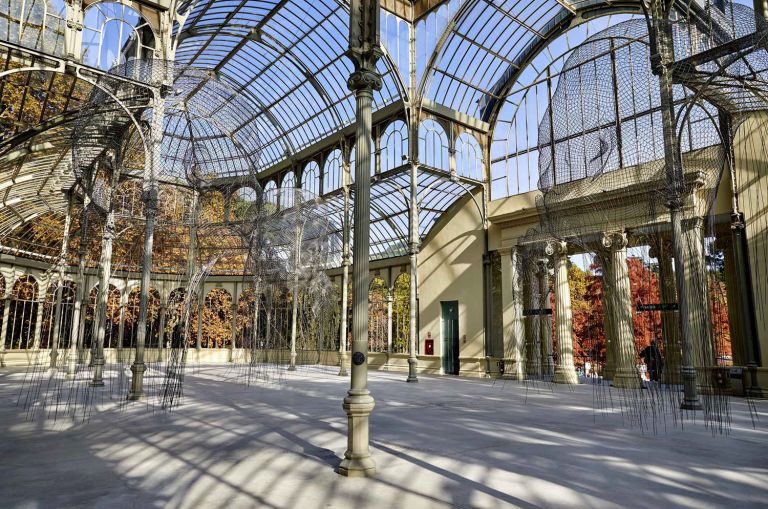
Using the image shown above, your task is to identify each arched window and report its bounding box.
[39,281,76,350]
[4,275,38,350]
[302,161,321,197]
[455,132,483,180]
[83,284,121,349]
[82,2,155,70]
[2,275,37,349]
[123,287,161,348]
[281,171,296,209]
[349,137,376,177]
[323,149,343,193]
[231,186,259,221]
[392,273,411,354]
[380,119,408,172]
[203,288,233,348]
[165,288,198,348]
[368,276,388,353]
[419,119,449,171]
[263,180,278,210]
[236,287,258,350]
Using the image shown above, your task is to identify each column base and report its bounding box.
[338,456,377,478]
[90,356,105,387]
[680,399,703,410]
[406,357,418,383]
[127,362,146,401]
[612,368,642,389]
[338,391,375,478]
[553,366,579,384]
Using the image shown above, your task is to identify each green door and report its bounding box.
[441,301,459,375]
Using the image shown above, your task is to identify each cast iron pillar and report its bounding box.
[128,87,165,400]
[338,0,381,478]
[50,192,73,369]
[406,9,420,383]
[66,194,91,378]
[650,0,701,409]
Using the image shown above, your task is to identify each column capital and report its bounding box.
[601,231,628,251]
[346,68,383,93]
[544,240,567,257]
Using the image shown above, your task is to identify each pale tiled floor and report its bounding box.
[0,365,766,508]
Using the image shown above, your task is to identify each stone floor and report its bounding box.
[0,364,766,509]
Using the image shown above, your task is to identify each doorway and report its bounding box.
[441,301,459,375]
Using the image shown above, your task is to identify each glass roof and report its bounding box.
[176,0,405,169]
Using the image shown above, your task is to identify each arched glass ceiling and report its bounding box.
[422,0,650,120]
[175,0,406,171]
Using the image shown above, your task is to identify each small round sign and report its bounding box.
[352,352,365,365]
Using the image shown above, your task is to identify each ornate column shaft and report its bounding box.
[31,280,50,351]
[66,196,91,377]
[406,8,419,383]
[654,238,681,384]
[128,86,165,400]
[502,248,525,380]
[548,241,578,384]
[50,194,74,368]
[230,286,238,362]
[338,207,350,375]
[537,259,553,377]
[524,261,541,376]
[602,272,616,381]
[0,292,11,366]
[339,0,381,476]
[650,0,701,410]
[90,205,116,387]
[289,221,302,371]
[386,289,393,353]
[602,232,641,389]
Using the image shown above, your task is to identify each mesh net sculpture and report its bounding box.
[518,1,768,432]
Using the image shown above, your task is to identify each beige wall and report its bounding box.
[733,112,768,367]
[417,191,486,367]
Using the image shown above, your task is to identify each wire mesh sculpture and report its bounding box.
[516,1,768,432]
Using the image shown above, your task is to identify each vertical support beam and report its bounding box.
[116,286,127,355]
[289,218,302,371]
[50,193,74,369]
[0,286,11,366]
[406,8,420,384]
[67,196,90,377]
[339,185,350,376]
[339,0,381,478]
[31,279,49,351]
[230,282,238,362]
[64,0,84,60]
[547,241,578,384]
[654,238,681,384]
[386,289,393,353]
[650,0,701,410]
[128,85,165,400]
[602,232,641,389]
[537,259,554,377]
[157,304,167,350]
[90,200,116,387]
[196,288,204,350]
